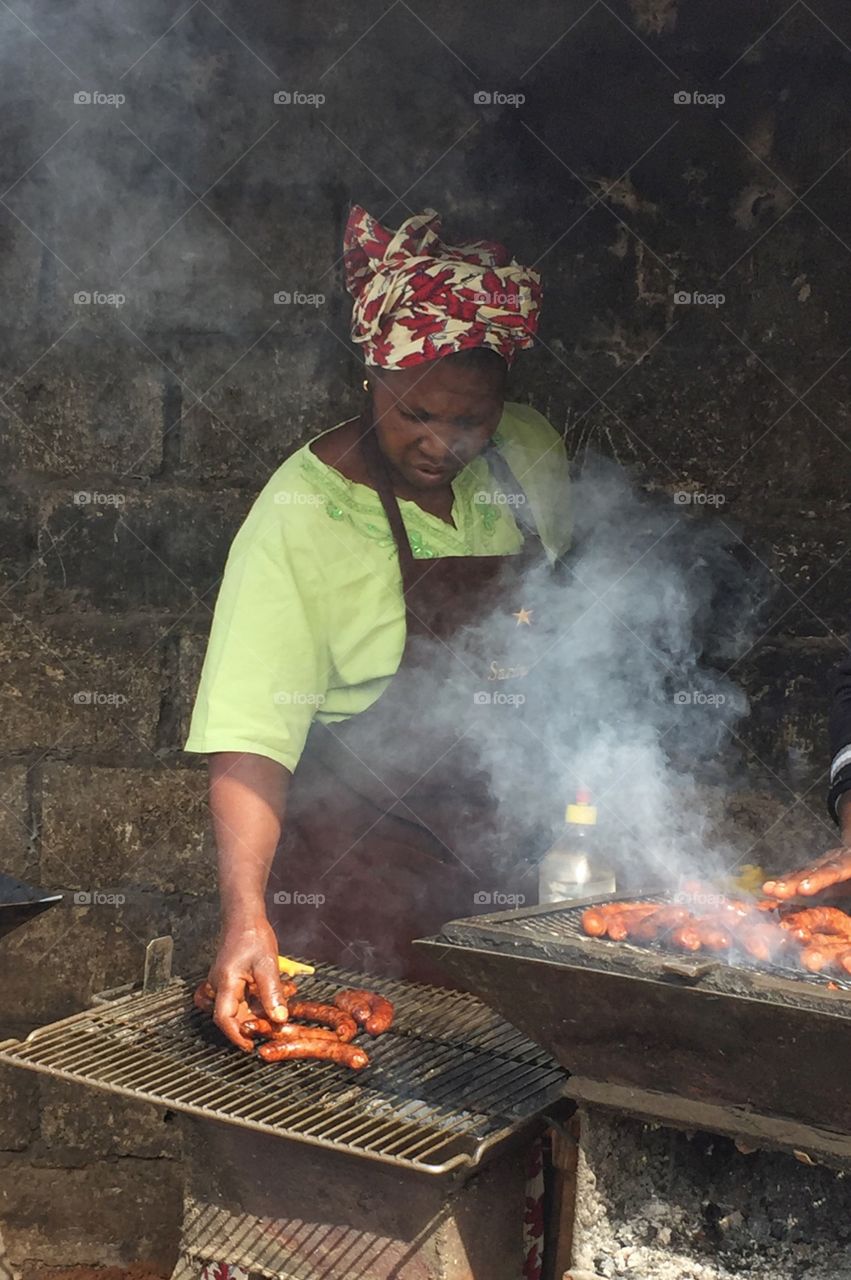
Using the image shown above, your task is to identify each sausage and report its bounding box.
[287,1001,358,1042]
[193,981,216,1014]
[630,906,694,942]
[605,905,661,940]
[736,921,788,963]
[333,989,395,1035]
[799,934,851,973]
[696,919,734,952]
[264,1022,339,1043]
[195,980,297,1021]
[581,901,656,936]
[780,908,851,941]
[670,923,703,952]
[257,1038,369,1068]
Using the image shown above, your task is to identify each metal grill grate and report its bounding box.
[437,894,851,996]
[0,961,566,1174]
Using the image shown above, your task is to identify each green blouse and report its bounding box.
[184,400,571,772]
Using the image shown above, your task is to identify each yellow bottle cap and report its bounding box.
[566,801,597,825]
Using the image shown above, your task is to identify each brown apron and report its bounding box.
[268,414,556,984]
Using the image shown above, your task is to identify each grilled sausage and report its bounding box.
[581,901,656,936]
[264,1022,338,1043]
[671,917,734,953]
[604,905,661,940]
[736,921,788,963]
[630,906,694,942]
[779,907,851,941]
[287,1001,358,1042]
[799,933,851,973]
[670,922,702,952]
[333,989,395,1035]
[257,1038,369,1068]
[193,981,216,1014]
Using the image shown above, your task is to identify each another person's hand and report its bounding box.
[763,846,851,900]
[208,915,289,1051]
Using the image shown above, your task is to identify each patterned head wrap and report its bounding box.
[343,204,542,370]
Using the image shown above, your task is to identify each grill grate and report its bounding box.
[0,961,566,1173]
[437,894,851,997]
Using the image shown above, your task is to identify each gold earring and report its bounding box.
[362,378,369,392]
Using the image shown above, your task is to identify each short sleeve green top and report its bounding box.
[184,400,571,772]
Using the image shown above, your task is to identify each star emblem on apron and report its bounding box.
[512,606,533,626]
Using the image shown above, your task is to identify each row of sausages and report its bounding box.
[581,899,851,974]
[193,980,395,1069]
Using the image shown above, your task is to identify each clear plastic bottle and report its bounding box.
[538,788,616,904]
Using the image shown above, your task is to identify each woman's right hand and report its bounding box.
[207,915,289,1051]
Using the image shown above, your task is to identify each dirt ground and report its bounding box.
[26,1267,168,1280]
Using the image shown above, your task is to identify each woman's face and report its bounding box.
[368,359,505,491]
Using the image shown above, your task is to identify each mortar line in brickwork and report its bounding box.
[25,759,43,885]
[160,369,183,478]
[154,633,181,752]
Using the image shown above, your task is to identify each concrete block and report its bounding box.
[0,1063,38,1152]
[0,619,161,752]
[0,1153,182,1272]
[37,1076,181,1163]
[0,486,37,599]
[40,765,213,896]
[0,889,218,1031]
[0,764,34,882]
[176,335,350,483]
[37,488,248,612]
[734,637,843,782]
[1,348,163,476]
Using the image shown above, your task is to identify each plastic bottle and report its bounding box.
[538,788,616,904]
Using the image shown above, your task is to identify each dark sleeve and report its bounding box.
[827,647,851,824]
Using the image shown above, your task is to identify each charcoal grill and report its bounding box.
[0,957,567,1175]
[416,893,851,1156]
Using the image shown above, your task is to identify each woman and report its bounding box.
[185,203,571,1048]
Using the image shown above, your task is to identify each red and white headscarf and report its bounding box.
[343,204,542,369]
